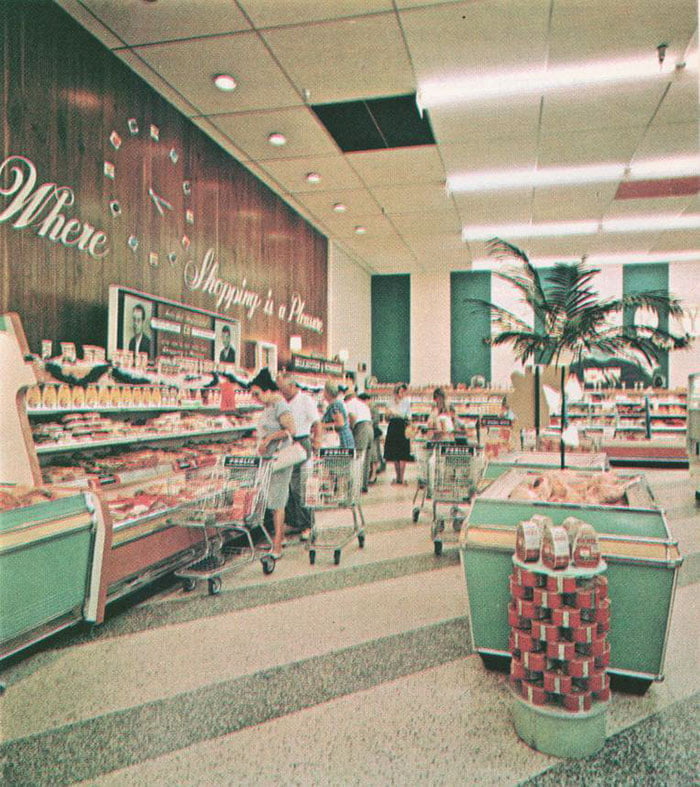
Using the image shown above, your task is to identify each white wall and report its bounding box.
[327,243,371,386]
[669,262,700,388]
[405,262,700,390]
[411,270,451,385]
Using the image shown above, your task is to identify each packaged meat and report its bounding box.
[541,524,570,570]
[572,523,602,568]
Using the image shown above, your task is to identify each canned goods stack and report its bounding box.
[508,564,611,712]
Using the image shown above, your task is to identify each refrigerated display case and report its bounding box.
[460,468,682,692]
[687,373,700,500]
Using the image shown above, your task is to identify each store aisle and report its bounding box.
[0,469,698,785]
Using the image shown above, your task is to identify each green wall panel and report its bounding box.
[371,274,410,383]
[451,271,491,385]
[623,263,669,385]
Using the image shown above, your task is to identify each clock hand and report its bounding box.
[148,187,173,216]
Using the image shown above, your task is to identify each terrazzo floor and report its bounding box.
[1,462,698,785]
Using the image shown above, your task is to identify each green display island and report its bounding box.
[460,468,682,692]
[482,451,608,482]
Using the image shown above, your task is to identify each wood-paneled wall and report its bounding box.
[0,0,328,364]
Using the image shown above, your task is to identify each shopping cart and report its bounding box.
[303,447,366,565]
[411,436,435,522]
[431,442,484,556]
[173,454,275,594]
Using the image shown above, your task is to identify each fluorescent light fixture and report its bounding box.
[268,132,287,147]
[629,154,700,179]
[463,214,700,241]
[417,54,690,111]
[448,163,624,193]
[472,249,700,269]
[213,73,237,92]
[447,155,700,194]
[305,172,321,184]
[603,214,700,233]
[463,220,599,241]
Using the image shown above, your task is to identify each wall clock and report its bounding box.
[104,118,194,265]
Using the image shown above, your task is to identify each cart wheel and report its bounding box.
[358,533,365,549]
[434,540,443,556]
[261,556,276,575]
[333,549,342,565]
[412,507,420,523]
[208,576,222,595]
[309,549,316,565]
[453,517,464,532]
[182,578,197,593]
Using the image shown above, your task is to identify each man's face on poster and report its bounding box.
[132,306,145,338]
[222,327,231,348]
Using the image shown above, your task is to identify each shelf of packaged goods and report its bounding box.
[35,425,255,455]
[109,488,220,534]
[28,404,220,416]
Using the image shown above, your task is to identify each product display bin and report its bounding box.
[0,490,105,660]
[482,451,609,482]
[460,468,682,687]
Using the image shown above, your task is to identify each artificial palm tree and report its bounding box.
[470,238,692,466]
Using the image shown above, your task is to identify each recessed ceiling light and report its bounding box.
[354,225,367,235]
[305,172,321,184]
[268,132,287,147]
[333,203,347,213]
[213,73,237,92]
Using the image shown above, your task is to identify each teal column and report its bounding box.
[371,274,410,383]
[623,263,669,385]
[451,271,491,385]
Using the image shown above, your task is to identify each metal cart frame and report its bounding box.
[303,447,366,565]
[173,455,275,594]
[431,442,484,556]
[411,436,435,522]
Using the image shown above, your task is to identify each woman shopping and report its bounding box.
[383,383,412,484]
[319,380,355,449]
[249,368,297,559]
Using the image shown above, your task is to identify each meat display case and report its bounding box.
[0,312,258,656]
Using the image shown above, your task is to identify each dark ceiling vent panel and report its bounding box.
[311,93,435,153]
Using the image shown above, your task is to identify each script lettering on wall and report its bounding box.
[0,155,110,259]
[184,248,324,334]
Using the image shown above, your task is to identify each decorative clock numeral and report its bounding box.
[128,118,139,135]
[186,209,194,225]
[168,252,178,265]
[182,180,191,196]
[103,161,115,179]
[127,235,139,252]
[150,124,160,141]
[169,148,179,164]
[109,199,121,217]
[181,235,191,250]
[109,131,122,150]
[149,252,159,267]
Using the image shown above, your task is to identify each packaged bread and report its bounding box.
[98,386,111,407]
[121,386,133,407]
[515,519,543,562]
[42,384,58,409]
[26,385,42,409]
[56,384,72,409]
[85,384,98,408]
[72,386,86,408]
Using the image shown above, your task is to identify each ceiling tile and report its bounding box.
[651,74,699,125]
[428,99,541,145]
[453,190,534,225]
[346,146,445,187]
[532,184,618,222]
[332,212,402,240]
[603,194,697,217]
[541,83,668,135]
[372,182,453,214]
[209,107,338,160]
[538,126,644,167]
[632,121,700,159]
[133,33,302,114]
[295,188,381,220]
[258,154,365,194]
[238,0,394,29]
[548,0,697,63]
[441,136,538,173]
[189,116,251,162]
[260,14,414,104]
[79,0,251,46]
[400,0,550,77]
[391,209,462,237]
[403,233,472,268]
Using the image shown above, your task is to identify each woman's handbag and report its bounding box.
[272,441,308,471]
